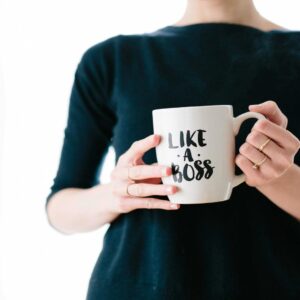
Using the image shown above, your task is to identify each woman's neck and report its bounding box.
[173,0,284,31]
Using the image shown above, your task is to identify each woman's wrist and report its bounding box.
[90,183,121,224]
[46,183,120,235]
[255,163,300,222]
[256,163,297,189]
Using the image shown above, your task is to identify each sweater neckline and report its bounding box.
[159,22,291,35]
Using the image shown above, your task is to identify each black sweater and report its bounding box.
[45,22,300,300]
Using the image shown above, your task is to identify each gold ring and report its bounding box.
[252,155,268,169]
[258,138,271,152]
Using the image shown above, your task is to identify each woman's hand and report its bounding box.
[106,134,180,219]
[236,100,300,188]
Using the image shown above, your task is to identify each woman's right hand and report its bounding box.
[106,134,180,221]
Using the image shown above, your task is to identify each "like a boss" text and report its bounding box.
[168,129,215,182]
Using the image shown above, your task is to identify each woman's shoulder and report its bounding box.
[245,20,300,51]
[79,35,122,62]
[268,29,300,58]
[79,33,150,64]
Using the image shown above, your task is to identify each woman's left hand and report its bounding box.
[236,100,300,187]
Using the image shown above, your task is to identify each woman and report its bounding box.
[45,0,300,299]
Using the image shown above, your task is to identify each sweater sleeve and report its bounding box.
[45,40,117,212]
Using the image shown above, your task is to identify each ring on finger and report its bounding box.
[252,155,268,169]
[258,138,271,152]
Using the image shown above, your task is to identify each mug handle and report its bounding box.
[232,111,266,188]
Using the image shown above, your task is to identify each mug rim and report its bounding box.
[152,104,233,113]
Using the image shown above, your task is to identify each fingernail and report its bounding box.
[167,186,176,193]
[170,203,179,209]
[163,167,171,176]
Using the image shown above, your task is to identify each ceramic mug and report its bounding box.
[152,105,265,204]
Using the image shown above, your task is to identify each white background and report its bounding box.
[1,1,300,299]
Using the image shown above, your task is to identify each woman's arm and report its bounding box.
[46,134,179,235]
[46,183,119,235]
[236,100,300,221]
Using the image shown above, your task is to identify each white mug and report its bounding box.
[152,105,265,204]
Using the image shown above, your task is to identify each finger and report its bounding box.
[246,130,286,159]
[235,154,268,186]
[127,182,178,197]
[144,162,162,184]
[253,119,300,152]
[238,142,276,179]
[127,164,171,180]
[249,100,288,128]
[239,142,268,164]
[118,134,161,166]
[238,142,284,177]
[119,164,172,181]
[112,180,178,197]
[116,197,180,212]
